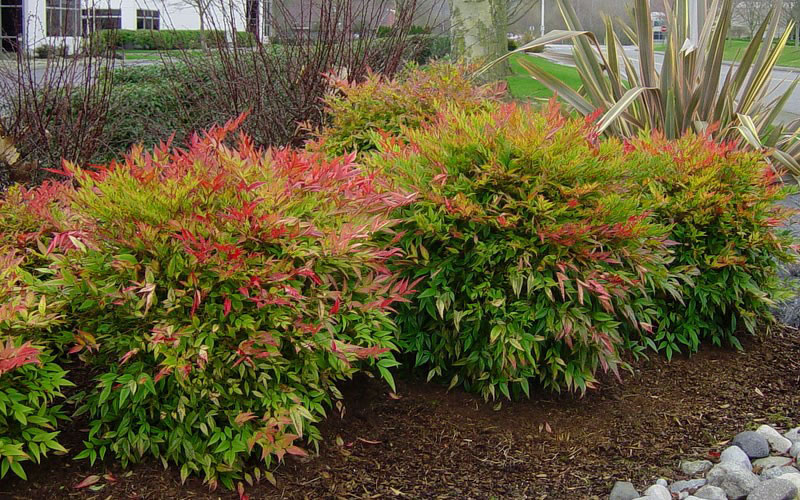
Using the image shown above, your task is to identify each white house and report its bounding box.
[0,0,266,53]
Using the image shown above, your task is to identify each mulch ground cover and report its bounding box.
[3,327,799,499]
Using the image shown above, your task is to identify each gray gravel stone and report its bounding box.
[746,478,798,500]
[643,484,672,500]
[779,473,800,494]
[722,446,754,470]
[785,428,800,444]
[753,457,794,471]
[656,478,669,487]
[694,485,729,500]
[707,462,761,499]
[732,431,771,459]
[682,460,715,476]
[757,425,793,454]
[761,466,800,481]
[670,479,708,493]
[610,481,640,500]
[790,442,800,459]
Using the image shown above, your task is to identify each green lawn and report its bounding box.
[654,38,800,68]
[506,53,582,100]
[121,49,205,61]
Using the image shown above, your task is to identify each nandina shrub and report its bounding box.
[311,62,506,157]
[373,102,681,397]
[622,133,797,355]
[28,117,416,489]
[0,253,71,480]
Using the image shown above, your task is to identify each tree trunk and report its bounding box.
[449,0,509,80]
[199,10,207,51]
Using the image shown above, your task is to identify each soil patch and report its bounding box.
[3,328,799,499]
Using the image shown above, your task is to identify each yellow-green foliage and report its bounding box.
[312,62,506,157]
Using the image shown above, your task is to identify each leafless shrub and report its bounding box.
[0,38,117,184]
[161,0,445,148]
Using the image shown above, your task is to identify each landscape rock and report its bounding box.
[656,478,669,488]
[682,460,715,476]
[756,425,793,454]
[761,466,800,481]
[610,481,640,500]
[722,446,754,471]
[785,428,800,444]
[790,442,800,459]
[753,457,794,471]
[707,462,761,499]
[746,478,798,500]
[779,474,800,494]
[694,485,729,500]
[643,484,672,500]
[670,479,708,494]
[733,431,771,459]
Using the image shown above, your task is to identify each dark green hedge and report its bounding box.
[87,30,256,50]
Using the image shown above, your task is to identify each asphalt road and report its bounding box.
[541,44,800,123]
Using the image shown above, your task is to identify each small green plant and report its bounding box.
[0,253,71,481]
[375,101,681,398]
[311,61,505,157]
[25,117,416,489]
[623,132,797,355]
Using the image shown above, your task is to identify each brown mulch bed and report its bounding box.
[3,328,800,500]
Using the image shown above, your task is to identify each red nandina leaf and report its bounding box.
[356,438,382,445]
[154,365,172,383]
[74,475,101,489]
[0,340,41,376]
[119,348,139,365]
[235,412,257,426]
[238,482,249,500]
[223,297,232,317]
[285,446,308,457]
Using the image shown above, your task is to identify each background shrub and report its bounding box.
[624,133,797,355]
[87,30,235,51]
[374,102,681,397]
[311,62,505,157]
[25,119,415,489]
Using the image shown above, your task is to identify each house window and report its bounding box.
[46,0,80,37]
[82,8,122,33]
[136,10,159,30]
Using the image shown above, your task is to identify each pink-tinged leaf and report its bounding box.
[119,348,139,365]
[154,365,172,383]
[356,437,382,445]
[235,412,257,426]
[103,473,117,483]
[330,297,341,315]
[343,345,390,360]
[223,297,232,317]
[0,340,41,376]
[285,445,308,457]
[74,475,101,489]
[238,482,249,500]
[556,272,568,300]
